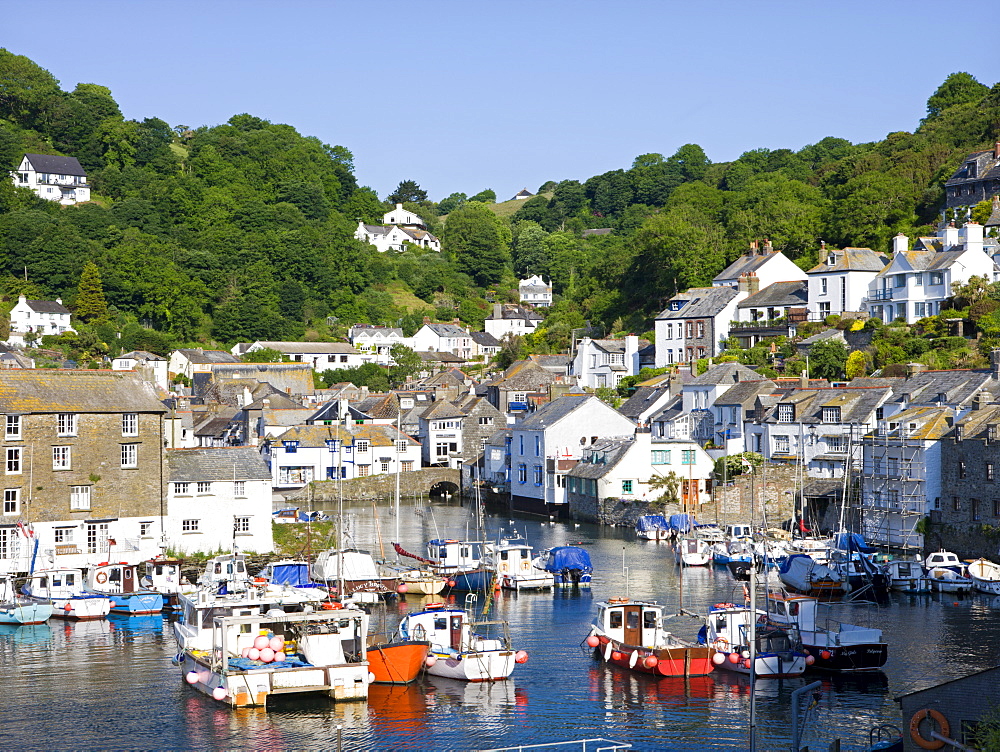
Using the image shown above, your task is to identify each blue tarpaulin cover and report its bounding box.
[270,563,312,587]
[669,514,695,532]
[832,532,877,554]
[541,546,593,574]
[227,656,312,671]
[635,515,668,532]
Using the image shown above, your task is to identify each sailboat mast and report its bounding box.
[395,408,401,543]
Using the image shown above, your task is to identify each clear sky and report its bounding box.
[4,1,996,202]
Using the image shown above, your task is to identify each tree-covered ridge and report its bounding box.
[1,47,999,366]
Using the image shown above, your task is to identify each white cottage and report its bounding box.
[806,247,888,320]
[7,295,74,346]
[112,350,169,391]
[12,153,90,205]
[519,275,553,307]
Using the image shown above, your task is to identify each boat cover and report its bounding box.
[778,554,812,574]
[541,546,593,574]
[268,563,312,587]
[669,514,695,532]
[635,515,668,532]
[831,532,877,554]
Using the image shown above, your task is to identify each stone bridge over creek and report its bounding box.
[284,467,461,505]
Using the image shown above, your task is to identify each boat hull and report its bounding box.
[596,639,715,678]
[425,649,514,682]
[714,651,807,678]
[107,592,164,615]
[0,602,53,625]
[802,642,887,672]
[38,596,111,621]
[498,572,554,591]
[450,570,493,591]
[399,574,446,595]
[367,640,430,684]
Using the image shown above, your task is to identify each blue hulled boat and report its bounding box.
[86,563,164,614]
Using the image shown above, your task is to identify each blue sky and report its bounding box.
[4,1,996,202]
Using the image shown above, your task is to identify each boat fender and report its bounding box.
[628,651,638,669]
[96,572,108,585]
[604,644,613,662]
[910,708,949,750]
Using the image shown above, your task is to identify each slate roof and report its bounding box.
[945,150,1000,187]
[252,341,359,355]
[279,423,417,447]
[24,299,71,314]
[471,331,501,348]
[798,329,847,346]
[758,386,893,426]
[120,350,166,361]
[0,371,167,414]
[420,400,465,421]
[857,370,997,408]
[424,323,469,337]
[418,351,467,363]
[485,429,512,447]
[176,349,241,365]
[244,391,303,410]
[715,379,777,407]
[568,436,633,479]
[166,447,271,482]
[713,251,780,282]
[528,354,572,373]
[649,394,684,423]
[656,286,739,320]
[986,197,1000,228]
[688,362,768,386]
[806,248,888,274]
[24,153,87,176]
[193,410,238,438]
[867,405,954,441]
[351,393,400,419]
[952,402,1000,439]
[517,395,622,431]
[736,281,807,309]
[618,386,671,420]
[350,325,405,338]
[486,304,544,322]
[875,250,971,278]
[494,360,555,390]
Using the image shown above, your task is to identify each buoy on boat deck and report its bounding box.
[643,655,658,669]
[820,650,832,660]
[586,635,600,648]
[741,651,750,659]
[260,647,275,663]
[397,583,408,594]
[269,637,283,652]
[728,653,740,664]
[248,648,260,661]
[185,671,199,685]
[253,636,269,650]
[212,686,227,701]
[274,652,285,663]
[515,650,529,664]
[425,655,438,668]
[712,653,725,665]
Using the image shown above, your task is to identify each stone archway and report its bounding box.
[429,480,460,498]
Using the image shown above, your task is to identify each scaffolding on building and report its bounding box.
[857,420,926,553]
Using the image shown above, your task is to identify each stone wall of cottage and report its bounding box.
[936,435,1000,559]
[568,463,798,526]
[460,402,505,465]
[5,411,165,523]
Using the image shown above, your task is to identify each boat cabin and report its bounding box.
[25,568,86,599]
[87,562,143,594]
[596,599,665,648]
[198,554,251,594]
[764,590,817,633]
[489,540,533,576]
[142,558,187,594]
[426,539,482,574]
[400,605,506,655]
[707,604,796,653]
[726,524,753,540]
[925,550,963,571]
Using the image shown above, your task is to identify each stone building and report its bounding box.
[0,371,167,573]
[897,666,1000,751]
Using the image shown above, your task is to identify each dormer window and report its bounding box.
[966,161,978,179]
[821,407,841,424]
[777,404,795,423]
[827,254,836,266]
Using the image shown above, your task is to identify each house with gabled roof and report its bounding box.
[417,399,467,467]
[712,241,807,289]
[484,359,558,423]
[165,446,274,554]
[7,294,74,346]
[169,348,241,380]
[348,325,412,365]
[510,394,636,517]
[511,188,534,201]
[111,350,168,391]
[572,335,643,389]
[519,275,553,307]
[12,153,90,204]
[806,246,888,320]
[944,141,1000,210]
[654,286,743,366]
[241,341,364,370]
[470,330,501,360]
[412,321,473,359]
[383,203,426,229]
[732,281,809,347]
[865,224,999,323]
[484,303,543,340]
[354,214,441,252]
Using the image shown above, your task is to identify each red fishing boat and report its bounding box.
[585,597,714,678]
[367,635,431,684]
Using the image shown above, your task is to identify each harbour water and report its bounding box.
[0,497,996,751]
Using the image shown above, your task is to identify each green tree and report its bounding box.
[387,180,427,204]
[845,350,868,379]
[809,339,849,380]
[924,72,989,121]
[74,261,108,322]
[241,347,284,363]
[437,192,467,215]
[388,343,422,385]
[469,189,496,203]
[440,202,512,286]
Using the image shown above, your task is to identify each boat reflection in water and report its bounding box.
[368,683,429,730]
[107,612,164,636]
[424,673,520,710]
[587,664,717,732]
[0,622,52,645]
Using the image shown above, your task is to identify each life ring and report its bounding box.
[521,560,530,572]
[321,601,343,610]
[412,624,426,641]
[95,572,108,585]
[713,637,729,651]
[909,708,949,750]
[608,597,629,604]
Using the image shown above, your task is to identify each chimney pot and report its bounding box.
[799,369,808,389]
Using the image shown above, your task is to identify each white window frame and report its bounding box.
[70,485,91,511]
[3,488,19,516]
[57,413,77,437]
[52,445,71,470]
[174,482,190,495]
[182,519,200,533]
[122,413,138,437]
[234,481,246,497]
[355,440,369,453]
[197,481,211,494]
[774,436,790,454]
[777,404,794,423]
[234,516,251,534]
[4,415,20,440]
[5,448,21,475]
[120,444,138,468]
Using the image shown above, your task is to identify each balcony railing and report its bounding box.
[729,318,790,331]
[869,289,894,301]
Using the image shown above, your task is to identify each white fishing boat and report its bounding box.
[175,587,371,707]
[702,602,807,678]
[922,551,973,593]
[483,532,554,591]
[140,557,196,610]
[397,602,525,682]
[635,514,670,541]
[532,546,593,587]
[923,550,965,573]
[881,560,929,593]
[0,574,52,625]
[22,568,111,620]
[967,558,1000,595]
[675,536,711,566]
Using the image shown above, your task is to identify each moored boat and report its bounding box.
[395,568,447,595]
[397,603,525,682]
[140,557,195,611]
[967,558,1000,595]
[484,533,554,591]
[0,574,52,625]
[585,597,714,678]
[366,634,431,684]
[926,566,973,593]
[23,568,111,620]
[532,546,593,587]
[311,549,399,597]
[675,537,711,567]
[881,560,929,593]
[86,562,164,614]
[700,602,807,678]
[176,589,372,707]
[635,515,670,541]
[778,554,845,597]
[763,589,887,672]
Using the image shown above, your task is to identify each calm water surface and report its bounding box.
[0,498,996,751]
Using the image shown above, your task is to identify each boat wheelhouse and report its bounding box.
[881,560,929,593]
[23,568,111,621]
[86,562,164,614]
[483,534,554,591]
[0,574,51,625]
[141,557,194,611]
[397,603,523,682]
[763,590,887,672]
[586,598,714,678]
[701,603,806,678]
